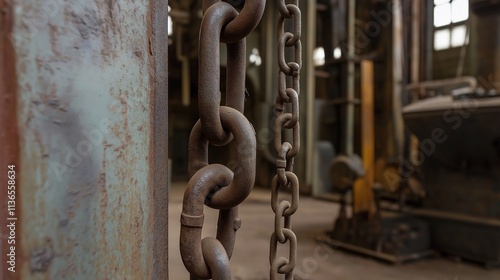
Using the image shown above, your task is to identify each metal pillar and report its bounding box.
[1,0,169,278]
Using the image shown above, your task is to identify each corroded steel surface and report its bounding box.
[11,0,168,278]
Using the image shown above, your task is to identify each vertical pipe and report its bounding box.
[411,0,420,85]
[456,23,469,78]
[392,0,405,157]
[264,0,274,106]
[345,0,355,156]
[176,29,191,107]
[305,0,317,191]
[496,43,500,92]
[495,18,500,91]
[425,0,433,81]
[353,60,376,215]
[181,59,191,106]
[361,60,375,187]
[409,0,420,166]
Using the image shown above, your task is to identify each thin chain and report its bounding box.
[180,1,265,279]
[271,0,302,279]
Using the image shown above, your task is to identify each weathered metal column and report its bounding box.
[1,0,168,279]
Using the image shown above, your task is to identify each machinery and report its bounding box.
[319,80,500,266]
[322,154,432,264]
[403,87,500,267]
[316,60,434,264]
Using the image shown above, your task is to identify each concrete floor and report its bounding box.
[169,182,500,280]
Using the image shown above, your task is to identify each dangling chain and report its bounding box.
[270,0,301,279]
[180,1,302,279]
[179,1,265,279]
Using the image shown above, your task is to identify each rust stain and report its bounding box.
[29,238,54,273]
[99,143,109,262]
[134,50,144,60]
[106,0,115,24]
[48,23,64,58]
[65,3,119,64]
[0,0,21,279]
[34,130,48,158]
[18,96,50,278]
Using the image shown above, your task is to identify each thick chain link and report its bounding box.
[180,1,265,279]
[270,0,302,279]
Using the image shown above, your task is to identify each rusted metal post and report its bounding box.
[2,0,169,278]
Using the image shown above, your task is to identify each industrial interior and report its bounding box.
[1,0,500,279]
[167,0,500,279]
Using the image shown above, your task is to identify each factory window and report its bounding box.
[433,0,469,51]
[249,48,262,66]
[313,47,326,66]
[312,47,342,67]
[168,6,173,37]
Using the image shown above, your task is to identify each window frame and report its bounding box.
[432,0,470,51]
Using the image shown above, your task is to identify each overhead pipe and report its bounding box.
[406,76,478,93]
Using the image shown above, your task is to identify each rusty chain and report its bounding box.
[270,0,301,279]
[180,1,265,279]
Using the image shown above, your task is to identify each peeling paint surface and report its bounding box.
[13,1,156,278]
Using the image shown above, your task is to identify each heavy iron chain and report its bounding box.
[180,1,265,279]
[270,0,301,279]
